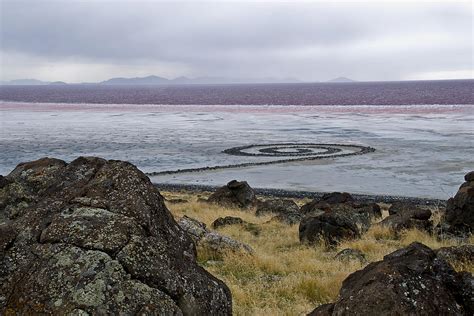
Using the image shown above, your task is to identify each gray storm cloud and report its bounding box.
[0,0,472,82]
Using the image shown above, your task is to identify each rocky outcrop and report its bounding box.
[0,157,232,315]
[439,171,474,237]
[381,203,432,232]
[256,199,302,224]
[178,215,253,256]
[207,180,257,208]
[309,242,473,315]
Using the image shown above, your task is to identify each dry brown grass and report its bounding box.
[163,191,473,316]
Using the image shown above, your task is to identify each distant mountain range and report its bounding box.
[0,75,357,85]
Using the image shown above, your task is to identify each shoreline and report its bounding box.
[1,101,473,115]
[154,182,447,206]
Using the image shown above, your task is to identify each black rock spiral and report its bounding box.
[146,143,375,176]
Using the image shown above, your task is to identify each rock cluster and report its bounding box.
[309,242,473,315]
[0,157,232,315]
[299,193,381,246]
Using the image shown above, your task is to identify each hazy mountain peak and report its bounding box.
[328,77,356,83]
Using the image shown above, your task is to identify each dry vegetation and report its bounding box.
[163,190,474,316]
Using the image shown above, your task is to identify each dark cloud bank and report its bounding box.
[0,0,472,82]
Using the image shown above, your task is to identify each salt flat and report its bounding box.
[1,102,472,198]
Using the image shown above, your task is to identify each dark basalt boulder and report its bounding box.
[309,242,474,315]
[256,199,302,224]
[301,193,381,221]
[388,201,431,217]
[381,203,432,233]
[320,192,354,204]
[299,210,366,247]
[439,171,474,236]
[0,157,232,315]
[207,180,257,208]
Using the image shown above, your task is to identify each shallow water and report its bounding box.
[1,102,473,198]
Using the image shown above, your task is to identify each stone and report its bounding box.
[309,242,473,315]
[207,180,257,208]
[436,245,474,267]
[334,248,367,264]
[439,171,474,236]
[178,216,253,256]
[201,232,254,255]
[381,203,432,233]
[465,171,474,182]
[320,192,354,204]
[0,157,232,315]
[299,211,364,247]
[177,215,208,242]
[388,201,431,218]
[300,200,331,215]
[301,194,381,221]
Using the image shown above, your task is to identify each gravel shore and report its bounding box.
[154,182,446,206]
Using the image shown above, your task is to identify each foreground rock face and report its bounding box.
[309,242,473,315]
[440,171,474,236]
[0,157,232,315]
[207,180,257,208]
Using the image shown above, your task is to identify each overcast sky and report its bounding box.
[0,0,472,83]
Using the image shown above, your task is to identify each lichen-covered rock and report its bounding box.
[309,242,473,315]
[178,215,253,256]
[207,180,257,208]
[0,157,232,315]
[440,171,474,236]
